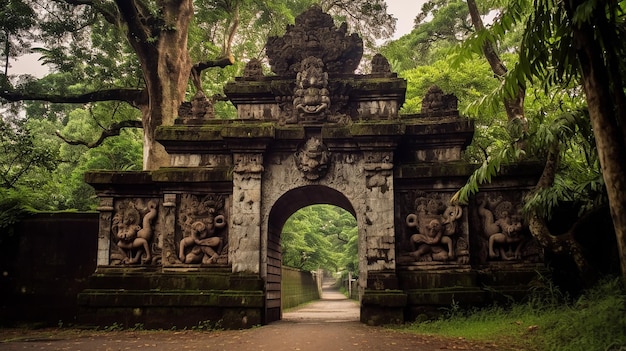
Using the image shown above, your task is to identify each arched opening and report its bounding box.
[265,185,358,323]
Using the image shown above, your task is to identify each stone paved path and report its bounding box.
[0,283,516,351]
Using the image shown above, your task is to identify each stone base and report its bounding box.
[398,266,545,321]
[360,289,407,325]
[77,268,264,329]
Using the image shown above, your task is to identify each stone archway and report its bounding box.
[264,185,357,323]
[80,6,545,329]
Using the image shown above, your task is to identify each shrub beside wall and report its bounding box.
[0,212,98,326]
[281,266,320,309]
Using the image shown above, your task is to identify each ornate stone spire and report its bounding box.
[265,5,363,77]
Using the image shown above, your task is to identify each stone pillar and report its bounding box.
[360,150,407,325]
[161,193,177,265]
[96,197,114,266]
[230,153,264,273]
[363,151,397,273]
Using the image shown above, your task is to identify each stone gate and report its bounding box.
[79,6,544,328]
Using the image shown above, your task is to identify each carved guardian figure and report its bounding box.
[112,200,158,265]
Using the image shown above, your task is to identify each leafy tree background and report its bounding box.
[281,205,358,276]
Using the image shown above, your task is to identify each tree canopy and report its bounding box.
[281,205,358,274]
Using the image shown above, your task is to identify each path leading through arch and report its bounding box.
[282,278,359,323]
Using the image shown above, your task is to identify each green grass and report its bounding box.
[401,277,626,351]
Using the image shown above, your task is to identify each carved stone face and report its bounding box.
[294,137,330,180]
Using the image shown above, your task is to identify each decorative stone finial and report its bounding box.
[421,85,458,113]
[265,5,363,76]
[371,53,391,74]
[177,91,215,124]
[243,58,264,79]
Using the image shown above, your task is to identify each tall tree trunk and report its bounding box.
[568,2,626,281]
[144,1,193,170]
[118,0,194,170]
[467,0,526,125]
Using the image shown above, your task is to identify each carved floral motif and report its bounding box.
[110,199,158,265]
[177,194,228,265]
[177,91,214,123]
[243,58,264,79]
[294,137,330,180]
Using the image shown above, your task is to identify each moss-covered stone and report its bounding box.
[360,290,407,307]
[221,123,275,139]
[275,125,306,140]
[151,167,232,183]
[395,161,477,179]
[349,122,405,136]
[84,171,152,185]
[321,125,352,139]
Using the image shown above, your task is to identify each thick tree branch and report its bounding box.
[190,56,235,94]
[526,142,594,283]
[55,119,143,148]
[114,0,156,56]
[0,88,147,107]
[467,0,526,125]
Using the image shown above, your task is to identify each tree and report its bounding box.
[281,205,357,273]
[0,115,57,190]
[0,0,35,76]
[513,0,626,282]
[381,0,477,70]
[0,0,396,171]
[449,0,626,281]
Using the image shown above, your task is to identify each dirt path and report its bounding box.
[0,284,515,351]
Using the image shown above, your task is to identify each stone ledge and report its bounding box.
[78,289,264,308]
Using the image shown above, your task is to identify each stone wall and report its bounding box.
[281,266,320,309]
[0,212,98,326]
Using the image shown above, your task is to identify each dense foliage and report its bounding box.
[281,205,358,275]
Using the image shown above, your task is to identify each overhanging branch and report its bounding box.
[55,119,143,148]
[0,88,147,107]
[190,56,235,94]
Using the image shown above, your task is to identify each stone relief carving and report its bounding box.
[292,56,331,123]
[294,137,331,180]
[363,152,393,191]
[162,194,178,265]
[177,194,228,265]
[265,5,363,77]
[400,192,469,264]
[110,199,158,265]
[233,153,264,179]
[421,85,458,113]
[477,195,529,261]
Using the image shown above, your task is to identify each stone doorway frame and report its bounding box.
[264,185,358,323]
